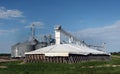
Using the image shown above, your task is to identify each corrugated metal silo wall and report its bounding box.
[11,42,35,58]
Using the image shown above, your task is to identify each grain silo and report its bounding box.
[25,25,110,63]
[11,24,39,58]
[11,41,35,58]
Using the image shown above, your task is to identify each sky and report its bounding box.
[0,0,120,53]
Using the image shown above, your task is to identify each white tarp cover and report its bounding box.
[25,44,109,56]
[45,52,69,56]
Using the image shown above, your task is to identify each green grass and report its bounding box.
[0,56,120,74]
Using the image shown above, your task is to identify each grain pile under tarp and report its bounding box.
[25,44,108,55]
[25,44,110,63]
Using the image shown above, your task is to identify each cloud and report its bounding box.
[74,20,120,52]
[20,19,27,23]
[25,21,44,28]
[0,29,18,35]
[0,7,23,19]
[77,20,120,40]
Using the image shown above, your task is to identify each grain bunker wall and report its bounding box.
[25,54,110,63]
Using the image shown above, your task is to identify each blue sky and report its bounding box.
[0,0,120,53]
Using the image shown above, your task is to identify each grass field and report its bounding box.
[0,55,120,74]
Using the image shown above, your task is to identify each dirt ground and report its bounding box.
[0,65,7,68]
[0,59,18,63]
